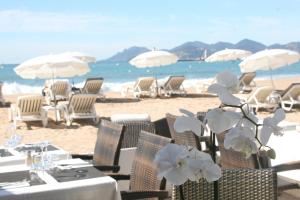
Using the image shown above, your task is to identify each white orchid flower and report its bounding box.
[260,109,285,145]
[208,84,241,105]
[216,71,239,93]
[154,144,191,185]
[186,148,222,182]
[205,108,241,134]
[174,109,207,136]
[224,126,258,158]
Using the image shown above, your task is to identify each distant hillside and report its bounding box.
[104,39,300,62]
[105,46,149,62]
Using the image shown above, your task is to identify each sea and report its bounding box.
[1,60,300,95]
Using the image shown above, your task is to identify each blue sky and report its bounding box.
[0,0,300,63]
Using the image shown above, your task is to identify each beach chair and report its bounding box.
[216,132,300,194]
[61,94,98,126]
[111,131,173,200]
[247,86,277,112]
[45,80,70,105]
[160,76,187,97]
[280,83,300,111]
[72,119,125,172]
[172,168,277,200]
[123,77,156,98]
[81,77,104,96]
[0,82,5,106]
[9,95,48,128]
[239,72,256,93]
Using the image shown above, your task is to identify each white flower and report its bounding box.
[208,84,241,105]
[205,108,241,134]
[154,144,191,185]
[186,148,222,182]
[224,126,258,158]
[174,109,207,136]
[216,71,239,93]
[260,109,285,145]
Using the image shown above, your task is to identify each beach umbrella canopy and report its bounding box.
[59,52,96,63]
[205,49,252,62]
[239,49,300,88]
[14,54,90,79]
[239,49,300,73]
[129,50,178,68]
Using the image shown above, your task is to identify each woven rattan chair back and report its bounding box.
[216,132,270,169]
[117,121,156,148]
[172,168,277,200]
[93,119,125,166]
[166,113,202,150]
[281,83,300,100]
[82,77,104,94]
[129,130,173,192]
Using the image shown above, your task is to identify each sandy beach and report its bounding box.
[0,76,300,199]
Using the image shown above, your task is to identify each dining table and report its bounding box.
[0,143,121,200]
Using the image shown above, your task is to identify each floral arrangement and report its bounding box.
[154,71,285,186]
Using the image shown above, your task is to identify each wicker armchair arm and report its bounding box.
[108,173,131,181]
[71,154,93,160]
[121,190,169,200]
[93,165,120,173]
[272,160,300,172]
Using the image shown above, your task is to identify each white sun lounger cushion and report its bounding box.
[111,114,151,123]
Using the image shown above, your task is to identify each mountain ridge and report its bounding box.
[103,39,300,62]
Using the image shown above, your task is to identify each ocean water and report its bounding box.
[1,60,300,95]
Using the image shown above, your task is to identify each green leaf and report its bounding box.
[267,148,276,159]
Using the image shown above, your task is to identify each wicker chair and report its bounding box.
[116,121,156,148]
[111,130,173,200]
[72,119,124,172]
[172,168,277,200]
[166,113,202,150]
[216,132,300,193]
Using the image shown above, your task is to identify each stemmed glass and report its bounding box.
[4,124,22,149]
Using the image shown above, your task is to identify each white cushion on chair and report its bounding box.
[111,114,151,122]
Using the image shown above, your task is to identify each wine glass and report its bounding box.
[4,124,22,149]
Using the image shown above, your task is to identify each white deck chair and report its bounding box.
[0,82,5,106]
[280,83,300,111]
[61,94,98,126]
[247,86,277,112]
[123,77,156,98]
[9,95,47,127]
[159,76,187,97]
[239,72,256,93]
[81,77,104,96]
[45,80,70,105]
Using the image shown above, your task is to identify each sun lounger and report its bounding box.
[9,95,48,127]
[159,75,187,97]
[247,86,277,112]
[280,83,300,111]
[61,94,98,126]
[123,77,156,98]
[44,80,70,105]
[81,77,104,97]
[239,72,256,93]
[0,82,5,106]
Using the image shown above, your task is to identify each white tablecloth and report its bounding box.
[267,129,300,184]
[0,145,70,167]
[0,162,121,200]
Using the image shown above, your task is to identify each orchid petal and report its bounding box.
[273,108,285,124]
[179,109,195,117]
[174,116,205,136]
[260,126,273,145]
